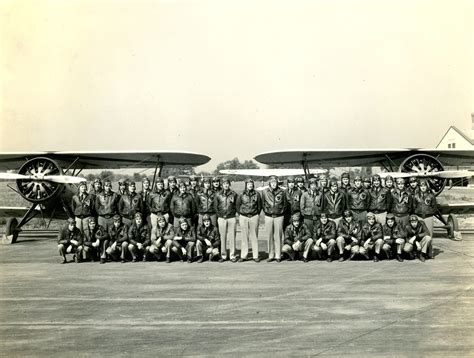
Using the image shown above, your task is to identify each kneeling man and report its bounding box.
[106,215,130,263]
[150,215,175,262]
[282,213,313,262]
[196,214,221,262]
[128,212,151,262]
[361,212,384,262]
[312,213,337,262]
[382,213,405,262]
[336,210,361,261]
[403,215,432,262]
[57,218,83,264]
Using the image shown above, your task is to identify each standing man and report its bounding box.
[369,174,392,225]
[95,179,119,233]
[170,181,196,228]
[167,176,179,225]
[117,179,128,196]
[390,178,413,229]
[187,175,200,198]
[323,177,346,227]
[296,176,307,192]
[340,172,352,193]
[128,212,151,262]
[312,213,337,262]
[71,181,95,234]
[167,176,179,196]
[363,177,372,190]
[212,176,222,193]
[384,175,395,192]
[57,218,83,264]
[282,213,313,262]
[106,214,130,263]
[236,178,262,262]
[407,177,419,196]
[196,214,221,262]
[89,178,103,196]
[347,176,370,225]
[284,177,302,228]
[196,178,217,226]
[336,210,361,262]
[148,178,172,230]
[413,179,437,237]
[299,178,319,233]
[214,178,238,262]
[139,177,152,220]
[261,175,287,263]
[118,181,144,226]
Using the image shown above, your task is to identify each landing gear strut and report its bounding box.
[3,217,19,244]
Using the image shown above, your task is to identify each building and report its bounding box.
[436,116,474,149]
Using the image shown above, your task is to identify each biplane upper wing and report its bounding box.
[0,151,211,170]
[254,149,474,167]
[219,168,327,177]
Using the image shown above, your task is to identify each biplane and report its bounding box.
[0,151,210,243]
[252,148,474,239]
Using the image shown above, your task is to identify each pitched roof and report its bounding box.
[436,126,474,147]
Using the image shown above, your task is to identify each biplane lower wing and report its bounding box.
[438,203,474,215]
[0,206,39,218]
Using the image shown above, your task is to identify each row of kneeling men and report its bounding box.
[58,209,433,264]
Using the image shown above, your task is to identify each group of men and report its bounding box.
[58,173,436,264]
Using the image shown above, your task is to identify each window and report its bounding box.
[448,144,452,148]
[452,143,456,148]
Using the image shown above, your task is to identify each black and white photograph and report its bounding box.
[1,0,473,356]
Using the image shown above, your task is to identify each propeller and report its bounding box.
[0,172,86,184]
[378,170,473,179]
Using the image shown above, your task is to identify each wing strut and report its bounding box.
[64,157,80,175]
[384,155,396,172]
[16,204,40,231]
[151,156,164,191]
[301,153,310,180]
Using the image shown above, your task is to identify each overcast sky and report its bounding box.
[1,0,473,173]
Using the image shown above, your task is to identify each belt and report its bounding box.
[351,209,366,213]
[393,213,409,217]
[99,215,113,219]
[266,214,283,218]
[371,210,386,214]
[152,211,166,215]
[242,213,257,218]
[327,214,342,219]
[304,215,314,220]
[75,215,88,219]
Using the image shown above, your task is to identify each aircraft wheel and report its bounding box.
[447,214,460,241]
[399,153,446,196]
[5,217,19,244]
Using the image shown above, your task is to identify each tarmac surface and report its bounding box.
[0,232,473,357]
